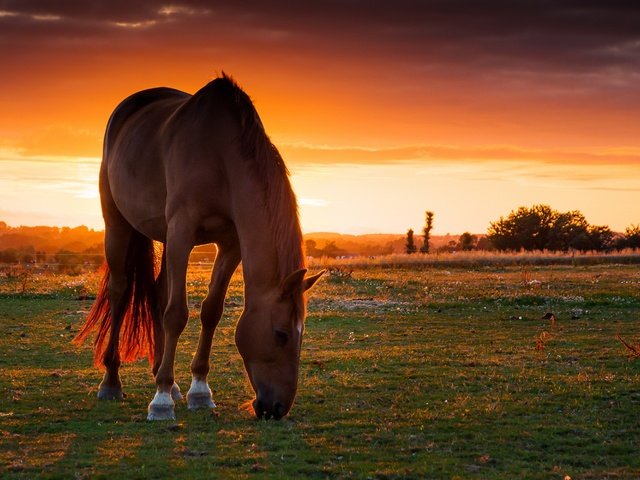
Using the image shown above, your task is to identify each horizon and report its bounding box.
[0,219,464,237]
[1,2,640,234]
[0,219,633,238]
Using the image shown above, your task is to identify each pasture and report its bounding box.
[1,261,640,478]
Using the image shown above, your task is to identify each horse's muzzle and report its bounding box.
[253,397,287,420]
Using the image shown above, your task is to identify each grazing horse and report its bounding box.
[74,74,324,421]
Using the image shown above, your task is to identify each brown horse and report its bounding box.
[74,74,324,421]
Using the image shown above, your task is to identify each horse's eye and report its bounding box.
[274,329,289,347]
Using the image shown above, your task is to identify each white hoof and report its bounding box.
[147,391,176,421]
[171,382,183,402]
[187,378,216,410]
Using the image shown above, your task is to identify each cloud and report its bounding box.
[280,143,640,167]
[6,125,103,157]
[1,1,639,79]
[0,149,97,166]
[0,1,638,165]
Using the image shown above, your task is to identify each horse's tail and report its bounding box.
[73,231,158,368]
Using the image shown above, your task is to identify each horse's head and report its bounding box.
[235,268,324,419]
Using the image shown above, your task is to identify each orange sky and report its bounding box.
[1,2,640,234]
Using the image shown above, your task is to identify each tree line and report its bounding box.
[487,205,638,252]
[406,205,640,253]
[0,222,105,273]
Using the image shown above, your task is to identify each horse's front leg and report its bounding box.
[187,243,241,410]
[151,250,183,403]
[147,223,192,421]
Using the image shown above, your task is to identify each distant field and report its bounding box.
[1,262,640,478]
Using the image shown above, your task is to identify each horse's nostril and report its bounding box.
[254,394,287,420]
[273,402,286,420]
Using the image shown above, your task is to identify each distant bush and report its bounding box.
[457,232,478,251]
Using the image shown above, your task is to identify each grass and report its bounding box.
[1,262,640,478]
[307,249,640,268]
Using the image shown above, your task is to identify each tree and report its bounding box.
[420,211,434,253]
[320,241,346,258]
[405,229,417,254]
[457,232,477,251]
[547,210,589,251]
[476,236,492,251]
[570,232,592,252]
[305,239,321,257]
[487,205,556,251]
[625,224,640,250]
[587,225,614,252]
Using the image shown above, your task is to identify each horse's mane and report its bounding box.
[217,73,306,286]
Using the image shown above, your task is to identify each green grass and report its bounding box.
[1,264,640,478]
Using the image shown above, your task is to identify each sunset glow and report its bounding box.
[1,2,639,234]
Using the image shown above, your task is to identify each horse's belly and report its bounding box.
[134,215,168,243]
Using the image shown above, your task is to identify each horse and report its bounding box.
[74,73,325,421]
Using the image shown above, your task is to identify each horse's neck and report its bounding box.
[228,162,301,299]
[237,215,280,297]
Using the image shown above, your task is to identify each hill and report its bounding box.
[0,222,103,254]
[0,220,476,262]
[304,232,463,257]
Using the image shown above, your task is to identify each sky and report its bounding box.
[1,1,640,234]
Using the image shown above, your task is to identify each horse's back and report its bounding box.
[105,87,189,149]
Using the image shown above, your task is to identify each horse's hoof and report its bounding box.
[187,393,216,410]
[147,405,176,421]
[171,383,183,402]
[97,385,124,400]
[186,379,216,410]
[147,391,176,421]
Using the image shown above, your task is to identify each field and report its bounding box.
[1,260,640,479]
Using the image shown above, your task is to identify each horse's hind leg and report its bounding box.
[98,221,133,400]
[187,243,241,410]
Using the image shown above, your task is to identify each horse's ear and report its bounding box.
[280,268,308,297]
[303,269,326,292]
[280,269,326,297]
